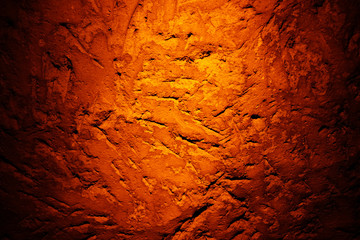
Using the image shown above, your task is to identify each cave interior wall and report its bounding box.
[0,0,360,239]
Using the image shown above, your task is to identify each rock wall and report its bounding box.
[0,0,359,239]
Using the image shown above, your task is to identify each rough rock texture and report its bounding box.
[1,0,360,239]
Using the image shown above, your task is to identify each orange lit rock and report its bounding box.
[0,0,360,239]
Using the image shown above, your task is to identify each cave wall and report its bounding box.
[0,0,360,239]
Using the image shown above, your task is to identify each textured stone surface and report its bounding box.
[0,0,360,239]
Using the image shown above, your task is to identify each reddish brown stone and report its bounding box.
[0,0,360,239]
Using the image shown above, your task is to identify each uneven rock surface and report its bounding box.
[1,0,360,239]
